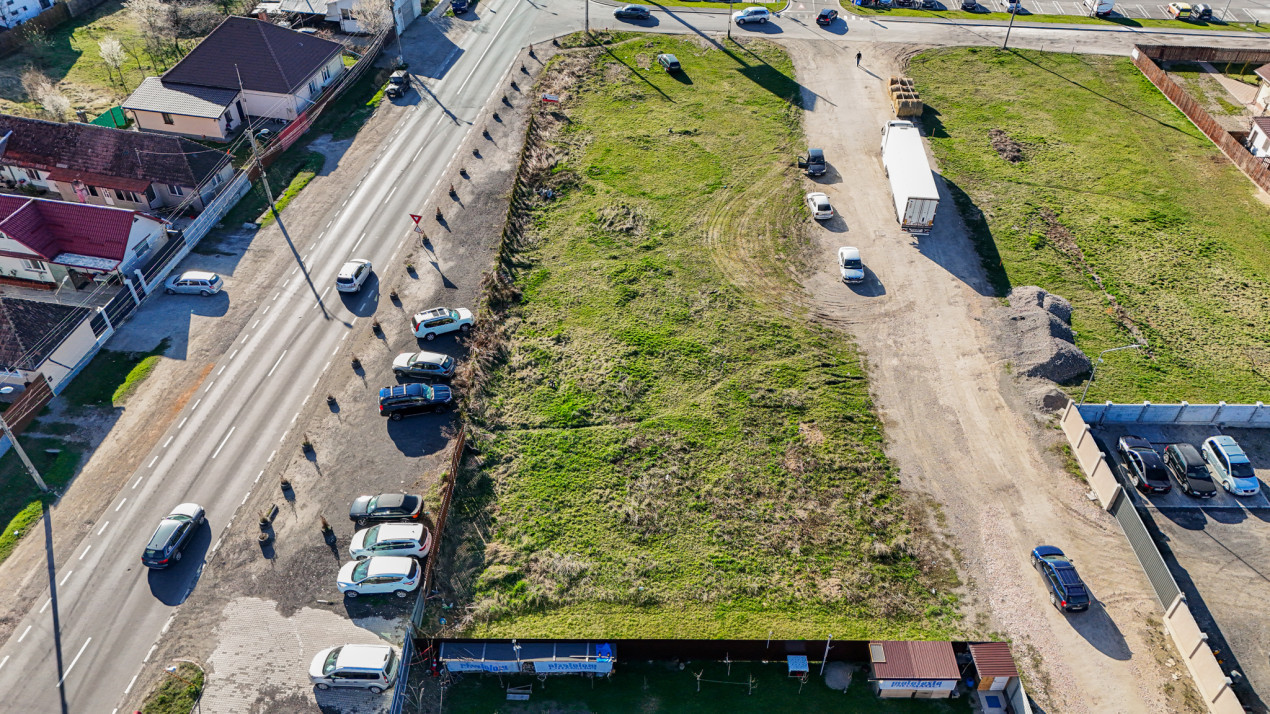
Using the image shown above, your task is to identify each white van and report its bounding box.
[309,644,399,693]
[1083,0,1114,15]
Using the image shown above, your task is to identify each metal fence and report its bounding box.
[387,636,414,714]
[1078,401,1270,427]
[1106,489,1182,608]
[412,428,466,632]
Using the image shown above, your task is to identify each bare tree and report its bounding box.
[350,0,394,35]
[126,0,178,56]
[19,25,53,60]
[99,36,127,87]
[21,70,72,121]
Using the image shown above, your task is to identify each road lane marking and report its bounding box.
[253,319,261,330]
[263,305,271,315]
[59,570,73,586]
[178,417,188,429]
[254,470,263,483]
[291,413,298,424]
[303,394,310,406]
[283,278,291,288]
[164,436,173,448]
[302,254,310,263]
[212,427,237,459]
[229,349,239,360]
[39,598,50,613]
[267,350,288,377]
[241,492,250,505]
[320,286,330,301]
[79,545,91,561]
[57,638,91,686]
[323,360,330,372]
[143,644,157,663]
[17,626,31,643]
[341,332,349,342]
[115,498,127,512]
[325,219,332,228]
[218,364,226,375]
[0,655,8,671]
[332,343,341,356]
[133,475,143,489]
[162,615,175,634]
[205,381,215,393]
[149,455,159,468]
[387,185,399,200]
[352,231,368,252]
[212,537,223,554]
[268,449,276,462]
[124,673,139,694]
[192,399,202,411]
[273,292,280,302]
[97,520,109,535]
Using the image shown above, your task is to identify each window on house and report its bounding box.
[209,173,223,187]
[24,168,39,180]
[161,112,175,125]
[38,0,49,8]
[87,185,99,197]
[115,189,141,202]
[309,80,319,95]
[340,7,351,19]
[168,184,184,196]
[21,259,46,272]
[133,237,151,258]
[322,66,331,81]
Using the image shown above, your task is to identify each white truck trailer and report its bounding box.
[879,120,939,234]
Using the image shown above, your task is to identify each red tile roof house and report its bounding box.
[0,195,170,292]
[0,115,234,215]
[122,16,346,141]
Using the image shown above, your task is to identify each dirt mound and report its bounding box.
[997,286,1090,384]
[989,128,1025,163]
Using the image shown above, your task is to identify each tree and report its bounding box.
[21,70,72,121]
[350,0,394,35]
[99,36,127,88]
[125,0,178,56]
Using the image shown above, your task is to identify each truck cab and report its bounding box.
[797,148,827,177]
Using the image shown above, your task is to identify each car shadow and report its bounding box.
[339,274,380,318]
[670,71,693,85]
[146,520,210,606]
[735,20,784,33]
[1066,599,1131,660]
[615,16,661,26]
[386,413,452,457]
[820,215,850,233]
[848,267,886,297]
[820,19,848,35]
[342,590,416,620]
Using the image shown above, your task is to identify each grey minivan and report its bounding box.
[164,271,223,296]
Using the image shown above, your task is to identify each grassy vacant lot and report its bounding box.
[842,4,1270,31]
[908,48,1270,402]
[0,439,82,565]
[139,662,204,714]
[455,37,956,640]
[443,661,971,713]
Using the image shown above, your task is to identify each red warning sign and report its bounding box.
[409,214,423,224]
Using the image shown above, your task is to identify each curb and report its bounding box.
[838,7,1268,36]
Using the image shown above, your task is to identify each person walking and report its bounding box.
[855,50,862,67]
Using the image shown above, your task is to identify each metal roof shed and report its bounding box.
[868,640,960,699]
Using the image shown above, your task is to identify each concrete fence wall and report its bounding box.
[1077,401,1270,427]
[1060,400,1244,713]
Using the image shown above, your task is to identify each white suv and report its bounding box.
[411,307,473,340]
[349,523,433,559]
[732,6,770,23]
[337,556,421,598]
[336,259,372,293]
[309,644,399,693]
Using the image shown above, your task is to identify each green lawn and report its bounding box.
[0,439,82,566]
[441,660,972,713]
[58,338,171,409]
[449,37,957,640]
[1166,62,1249,116]
[841,4,1270,31]
[140,662,204,714]
[908,48,1270,403]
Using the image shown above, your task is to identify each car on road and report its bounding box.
[1163,443,1216,499]
[309,644,399,693]
[838,247,865,284]
[335,259,372,293]
[815,8,838,24]
[613,3,650,19]
[1000,0,1022,11]
[797,148,826,176]
[411,306,473,340]
[657,53,681,73]
[385,70,409,99]
[1116,435,1172,494]
[349,493,424,527]
[1165,1,1190,17]
[141,503,205,569]
[349,523,433,559]
[337,556,421,598]
[164,271,223,296]
[1031,545,1090,612]
[392,350,456,380]
[732,6,770,23]
[806,192,834,220]
[1201,435,1259,496]
[451,0,469,12]
[378,382,452,420]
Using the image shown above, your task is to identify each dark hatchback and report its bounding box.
[142,503,205,569]
[1031,545,1090,612]
[613,4,650,19]
[816,8,838,24]
[378,383,452,420]
[350,493,424,526]
[1117,435,1172,495]
[1164,443,1217,498]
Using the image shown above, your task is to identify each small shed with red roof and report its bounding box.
[867,640,960,699]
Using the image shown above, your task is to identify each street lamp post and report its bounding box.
[1001,4,1018,49]
[1078,343,1143,406]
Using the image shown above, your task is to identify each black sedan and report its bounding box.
[613,4,650,20]
[378,383,452,421]
[816,8,838,24]
[1164,443,1217,498]
[349,493,424,527]
[1117,435,1172,495]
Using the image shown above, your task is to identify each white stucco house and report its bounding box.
[0,296,97,392]
[1247,116,1270,159]
[0,0,53,29]
[123,16,346,141]
[275,0,419,35]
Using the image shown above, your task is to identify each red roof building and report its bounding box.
[868,640,961,699]
[0,195,168,283]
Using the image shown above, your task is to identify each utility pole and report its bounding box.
[237,65,276,215]
[0,414,48,492]
[727,0,733,39]
[1078,343,1143,406]
[584,0,589,35]
[1001,3,1018,49]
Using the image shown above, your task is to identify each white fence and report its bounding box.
[1077,401,1270,427]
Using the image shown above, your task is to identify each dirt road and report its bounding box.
[783,40,1194,712]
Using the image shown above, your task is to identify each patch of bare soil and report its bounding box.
[989,128,1025,163]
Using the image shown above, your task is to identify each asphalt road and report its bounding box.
[0,1,1266,712]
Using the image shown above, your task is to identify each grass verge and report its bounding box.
[140,662,204,714]
[908,47,1270,402]
[59,338,170,409]
[841,4,1270,31]
[0,439,82,566]
[450,37,957,639]
[258,152,325,226]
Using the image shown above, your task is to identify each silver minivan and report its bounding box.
[164,271,223,296]
[309,644,399,693]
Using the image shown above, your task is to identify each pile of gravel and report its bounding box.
[1000,286,1090,384]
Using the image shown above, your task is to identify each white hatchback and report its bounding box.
[337,556,421,598]
[336,259,373,293]
[838,247,864,284]
[806,192,834,221]
[309,644,399,693]
[349,523,433,560]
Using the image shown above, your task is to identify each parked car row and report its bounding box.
[1116,434,1259,498]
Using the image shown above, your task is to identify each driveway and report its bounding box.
[782,39,1188,712]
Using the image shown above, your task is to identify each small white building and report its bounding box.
[1247,116,1270,159]
[276,0,419,36]
[123,16,346,141]
[0,0,53,30]
[1255,64,1270,114]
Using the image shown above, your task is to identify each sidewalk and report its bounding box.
[1199,59,1260,109]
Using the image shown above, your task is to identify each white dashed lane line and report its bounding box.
[229,349,239,360]
[191,399,202,412]
[97,520,109,535]
[57,638,90,686]
[143,644,156,663]
[132,475,143,489]
[124,673,139,695]
[0,655,8,671]
[267,350,288,378]
[148,455,159,468]
[17,626,31,643]
[115,499,127,512]
[163,435,173,448]
[211,427,237,460]
[78,545,91,561]
[58,570,73,587]
[39,598,50,614]
[252,319,261,330]
[178,417,188,429]
[205,380,215,392]
[218,364,227,376]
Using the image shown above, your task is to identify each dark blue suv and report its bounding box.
[1031,546,1090,612]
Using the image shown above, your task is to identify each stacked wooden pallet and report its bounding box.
[889,77,923,118]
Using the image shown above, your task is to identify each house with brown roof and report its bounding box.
[867,640,961,699]
[0,296,98,392]
[0,115,234,214]
[123,16,346,141]
[0,195,169,291]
